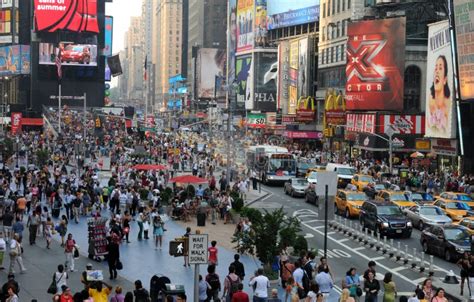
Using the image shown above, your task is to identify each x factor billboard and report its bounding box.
[345,17,406,111]
[34,0,99,33]
[266,0,319,30]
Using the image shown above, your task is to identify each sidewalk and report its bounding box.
[0,237,135,301]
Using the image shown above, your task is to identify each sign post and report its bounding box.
[189,234,208,302]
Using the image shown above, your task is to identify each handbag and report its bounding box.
[356,287,363,297]
[116,260,123,270]
[296,285,306,299]
[47,273,63,294]
[73,247,79,258]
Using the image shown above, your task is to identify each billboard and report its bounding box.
[425,20,456,139]
[104,16,113,57]
[277,40,290,113]
[0,0,14,8]
[236,0,254,53]
[454,0,474,100]
[298,38,309,98]
[105,62,111,81]
[346,18,406,111]
[227,0,237,96]
[236,55,252,106]
[197,48,226,99]
[34,0,99,33]
[0,45,30,76]
[267,0,319,30]
[39,42,98,66]
[254,51,277,112]
[288,40,299,114]
[254,0,268,48]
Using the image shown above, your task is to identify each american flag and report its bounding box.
[56,47,62,81]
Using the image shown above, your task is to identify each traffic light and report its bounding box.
[104,83,111,106]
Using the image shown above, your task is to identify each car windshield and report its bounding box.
[298,162,311,169]
[423,194,434,201]
[360,176,374,182]
[457,195,473,202]
[338,168,356,176]
[377,206,402,216]
[308,172,318,178]
[294,179,308,186]
[420,207,444,216]
[444,228,470,242]
[410,193,423,201]
[390,193,408,201]
[375,184,386,190]
[445,202,470,210]
[347,193,367,201]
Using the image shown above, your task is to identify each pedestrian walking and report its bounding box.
[5,286,18,302]
[54,264,68,294]
[315,267,333,300]
[223,265,241,302]
[249,268,270,302]
[431,288,447,302]
[3,209,14,242]
[199,275,211,302]
[26,210,40,245]
[58,215,68,247]
[457,252,470,296]
[339,288,355,302]
[363,271,379,302]
[110,286,126,302]
[0,232,6,270]
[208,240,219,266]
[8,234,26,274]
[206,264,221,302]
[343,268,361,301]
[232,254,246,281]
[88,281,112,301]
[137,209,144,241]
[64,233,76,272]
[153,215,164,250]
[133,280,150,302]
[382,273,396,302]
[106,235,120,280]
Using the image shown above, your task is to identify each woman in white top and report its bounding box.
[54,264,68,293]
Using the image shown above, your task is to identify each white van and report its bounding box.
[326,163,356,188]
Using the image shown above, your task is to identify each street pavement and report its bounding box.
[256,184,464,302]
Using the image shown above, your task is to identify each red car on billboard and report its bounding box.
[61,45,91,64]
[345,18,406,111]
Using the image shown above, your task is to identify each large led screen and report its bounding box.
[0,45,30,76]
[104,16,113,57]
[345,17,406,111]
[39,42,98,66]
[267,0,319,30]
[454,0,474,100]
[254,51,278,112]
[425,20,456,139]
[34,0,99,33]
[197,48,226,99]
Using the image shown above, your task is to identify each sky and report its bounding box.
[106,0,143,54]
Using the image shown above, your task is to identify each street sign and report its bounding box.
[169,240,185,257]
[188,234,208,265]
[316,171,338,196]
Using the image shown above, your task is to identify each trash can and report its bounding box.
[197,212,206,227]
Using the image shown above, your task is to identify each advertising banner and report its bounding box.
[425,20,456,139]
[254,51,278,112]
[266,0,319,30]
[105,62,111,81]
[346,18,406,110]
[0,9,11,34]
[236,55,252,106]
[298,38,309,98]
[378,115,425,135]
[454,0,474,100]
[236,0,254,53]
[247,113,266,128]
[283,131,322,139]
[0,0,13,8]
[228,0,237,96]
[197,48,226,99]
[288,40,299,115]
[104,16,113,57]
[277,41,290,112]
[34,0,99,33]
[0,45,30,76]
[254,0,268,47]
[431,138,458,156]
[39,42,98,66]
[346,113,376,134]
[10,112,21,135]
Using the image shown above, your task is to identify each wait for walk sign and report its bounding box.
[189,234,208,265]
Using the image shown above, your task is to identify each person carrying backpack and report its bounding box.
[223,265,241,302]
[206,264,221,301]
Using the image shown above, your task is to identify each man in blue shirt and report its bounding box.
[315,267,333,298]
[196,185,205,198]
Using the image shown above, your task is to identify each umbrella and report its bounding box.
[410,151,424,159]
[131,164,168,171]
[169,175,208,184]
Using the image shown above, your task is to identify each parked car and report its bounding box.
[433,199,470,221]
[305,185,318,205]
[420,224,471,262]
[335,190,368,218]
[284,178,309,197]
[375,190,416,209]
[403,205,452,230]
[351,174,375,191]
[359,200,412,238]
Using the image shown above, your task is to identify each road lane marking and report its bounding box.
[327,231,336,235]
[303,220,324,224]
[392,266,408,272]
[337,238,349,243]
[304,233,314,239]
[413,277,427,284]
[372,256,386,261]
[353,247,365,251]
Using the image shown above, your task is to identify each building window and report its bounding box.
[328,0,331,16]
[332,26,336,39]
[337,0,340,13]
[323,2,326,18]
[332,0,336,15]
[341,20,346,36]
[336,21,340,37]
[327,26,331,41]
[348,0,351,9]
[331,47,334,63]
[322,26,326,41]
[404,65,422,112]
[342,0,345,11]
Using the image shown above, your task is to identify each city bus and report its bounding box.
[246,145,297,184]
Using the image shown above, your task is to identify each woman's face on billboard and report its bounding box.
[434,56,447,95]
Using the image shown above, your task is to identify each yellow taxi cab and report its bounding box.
[351,174,375,191]
[375,190,416,209]
[305,166,326,177]
[437,192,474,209]
[456,217,474,235]
[433,199,470,221]
[335,189,368,218]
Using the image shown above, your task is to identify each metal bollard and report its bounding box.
[419,252,425,272]
[411,248,417,268]
[403,245,409,264]
[369,231,376,248]
[364,228,369,245]
[428,255,434,277]
[348,221,353,236]
[382,236,388,254]
[396,242,402,261]
[376,233,381,251]
[389,239,395,258]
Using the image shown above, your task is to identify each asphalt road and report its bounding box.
[252,184,463,298]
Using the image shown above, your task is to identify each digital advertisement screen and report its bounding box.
[34,0,99,33]
[267,0,319,30]
[254,51,278,112]
[345,17,406,111]
[0,45,30,76]
[236,0,254,53]
[104,16,113,57]
[236,55,252,107]
[197,48,226,99]
[454,0,474,100]
[39,42,98,66]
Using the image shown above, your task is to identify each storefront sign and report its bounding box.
[247,113,266,129]
[325,110,346,125]
[431,139,458,156]
[346,113,376,134]
[415,139,431,151]
[378,114,425,135]
[282,115,297,125]
[283,131,322,139]
[10,112,21,134]
[356,134,418,151]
